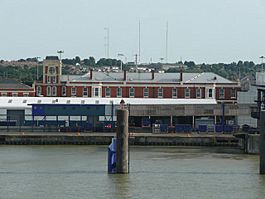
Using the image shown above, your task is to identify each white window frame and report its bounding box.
[92,86,101,98]
[129,87,135,98]
[83,87,88,97]
[61,86,66,96]
[37,86,42,96]
[23,93,29,97]
[143,87,149,98]
[185,88,190,98]
[158,88,163,98]
[196,88,201,98]
[117,87,122,98]
[105,87,111,97]
[172,88,177,98]
[1,93,7,97]
[12,93,18,97]
[47,86,51,96]
[47,76,51,84]
[51,76,57,84]
[206,87,215,99]
[71,87,76,96]
[52,86,57,96]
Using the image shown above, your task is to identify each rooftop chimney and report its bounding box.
[123,70,127,81]
[180,69,183,82]
[151,70,155,80]
[90,69,93,80]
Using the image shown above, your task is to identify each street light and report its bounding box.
[260,56,265,72]
[57,50,64,61]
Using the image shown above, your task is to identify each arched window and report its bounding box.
[52,86,57,96]
[47,86,51,96]
[37,86,42,96]
[61,86,66,96]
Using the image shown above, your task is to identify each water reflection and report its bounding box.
[107,174,131,199]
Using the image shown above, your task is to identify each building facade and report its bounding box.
[35,56,240,104]
[0,78,35,97]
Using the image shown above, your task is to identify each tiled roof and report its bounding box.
[0,79,33,90]
[68,72,235,84]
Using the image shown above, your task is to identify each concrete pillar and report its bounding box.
[192,116,195,129]
[260,111,265,174]
[170,116,173,126]
[116,109,129,174]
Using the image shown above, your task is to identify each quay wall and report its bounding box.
[0,133,239,147]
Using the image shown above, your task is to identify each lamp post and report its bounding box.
[260,56,265,72]
[35,56,41,81]
[57,50,64,61]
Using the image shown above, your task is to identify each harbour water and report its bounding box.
[0,146,264,199]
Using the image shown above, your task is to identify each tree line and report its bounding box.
[0,56,263,85]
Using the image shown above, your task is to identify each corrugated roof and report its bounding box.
[70,72,234,84]
[0,97,217,108]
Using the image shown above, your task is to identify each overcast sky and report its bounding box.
[1,0,265,64]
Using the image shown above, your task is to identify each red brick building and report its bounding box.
[0,78,35,97]
[35,56,240,103]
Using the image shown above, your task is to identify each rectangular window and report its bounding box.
[117,87,122,98]
[129,88,135,98]
[47,76,51,83]
[83,87,88,97]
[105,87,111,97]
[1,93,7,97]
[92,86,101,97]
[172,88,177,98]
[23,93,29,97]
[62,86,66,96]
[71,87,76,96]
[219,88,225,98]
[94,88,99,97]
[185,88,190,98]
[158,88,163,98]
[231,88,236,98]
[208,89,213,98]
[144,88,149,98]
[12,93,18,97]
[51,76,57,84]
[196,88,201,98]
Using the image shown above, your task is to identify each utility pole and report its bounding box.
[138,20,141,63]
[134,54,138,71]
[104,27,110,58]
[165,21,168,64]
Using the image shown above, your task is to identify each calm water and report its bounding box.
[0,146,264,199]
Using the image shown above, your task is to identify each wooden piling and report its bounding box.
[116,109,129,174]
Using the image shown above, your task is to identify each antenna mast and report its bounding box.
[165,21,168,64]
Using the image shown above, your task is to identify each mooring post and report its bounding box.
[116,108,129,174]
[260,111,265,174]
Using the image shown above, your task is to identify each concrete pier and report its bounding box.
[116,109,129,174]
[260,111,265,174]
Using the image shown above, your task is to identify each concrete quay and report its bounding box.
[0,132,239,147]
